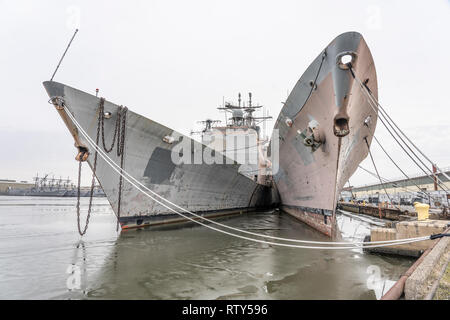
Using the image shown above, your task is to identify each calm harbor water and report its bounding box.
[0,195,414,300]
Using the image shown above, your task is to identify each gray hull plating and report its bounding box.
[43,81,276,229]
[272,32,378,236]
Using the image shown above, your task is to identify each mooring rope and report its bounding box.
[352,67,450,209]
[57,100,448,249]
[364,137,402,211]
[359,73,450,183]
[371,135,442,203]
[349,65,450,194]
[358,164,434,198]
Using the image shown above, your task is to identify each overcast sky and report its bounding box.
[1,0,449,187]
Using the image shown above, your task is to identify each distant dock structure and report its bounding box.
[0,174,105,197]
[343,166,450,207]
[0,179,34,194]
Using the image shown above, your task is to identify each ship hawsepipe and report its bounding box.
[272,31,378,236]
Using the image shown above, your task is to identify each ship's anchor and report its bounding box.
[297,120,324,152]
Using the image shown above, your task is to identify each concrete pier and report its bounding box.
[366,220,450,300]
[365,220,449,257]
[405,235,450,299]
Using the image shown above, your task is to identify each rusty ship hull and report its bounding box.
[43,81,276,230]
[273,32,378,236]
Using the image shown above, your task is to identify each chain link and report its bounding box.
[76,99,127,236]
[116,106,127,231]
[99,98,120,153]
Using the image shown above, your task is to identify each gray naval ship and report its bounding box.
[44,86,278,230]
[44,31,377,236]
[271,31,378,236]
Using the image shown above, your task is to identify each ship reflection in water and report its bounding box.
[0,196,413,300]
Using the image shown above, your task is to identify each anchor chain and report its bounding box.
[98,98,128,231]
[76,98,127,235]
[115,103,127,231]
[75,108,101,236]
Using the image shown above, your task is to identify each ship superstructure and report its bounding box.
[192,93,273,186]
